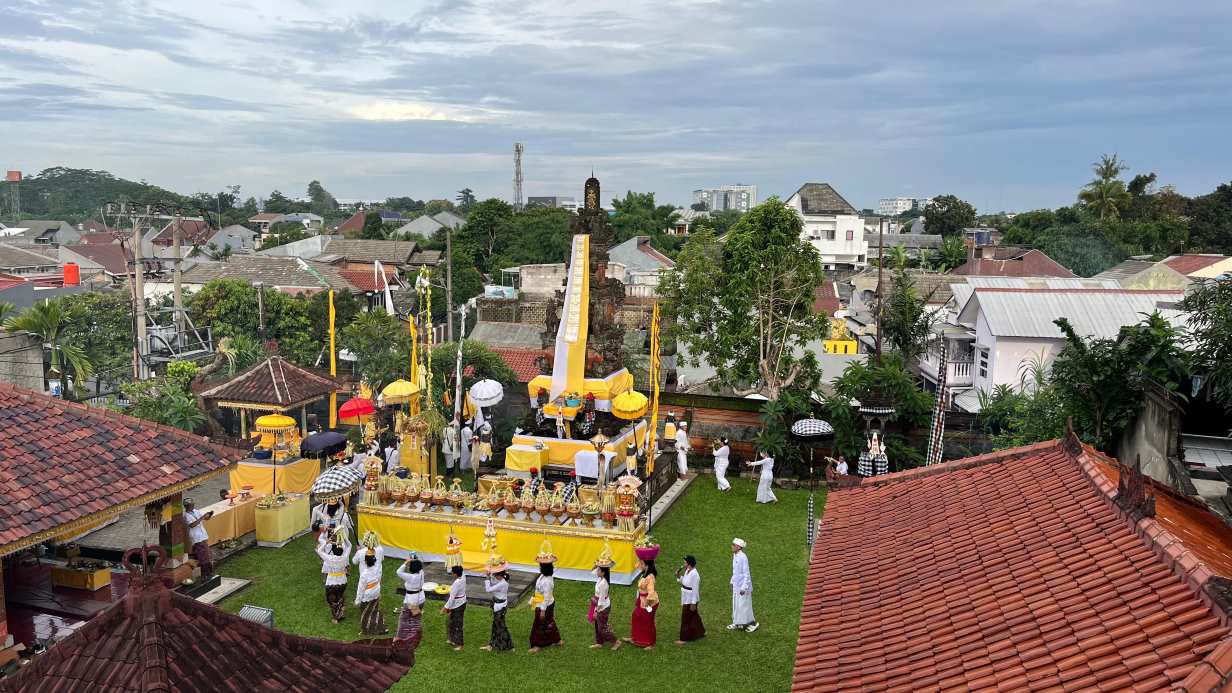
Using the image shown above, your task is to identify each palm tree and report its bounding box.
[0,302,15,325]
[887,245,910,270]
[936,236,968,271]
[1079,154,1131,220]
[4,299,93,391]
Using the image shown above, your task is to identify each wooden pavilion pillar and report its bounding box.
[240,410,248,439]
[300,405,308,437]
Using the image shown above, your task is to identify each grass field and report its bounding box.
[218,477,821,692]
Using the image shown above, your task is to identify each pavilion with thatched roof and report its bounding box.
[198,356,340,438]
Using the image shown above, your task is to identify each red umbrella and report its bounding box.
[338,397,375,425]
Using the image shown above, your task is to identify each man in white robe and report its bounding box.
[459,421,474,472]
[728,538,758,632]
[675,421,691,477]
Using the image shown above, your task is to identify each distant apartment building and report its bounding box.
[786,183,867,271]
[526,196,578,213]
[692,185,757,213]
[877,197,932,216]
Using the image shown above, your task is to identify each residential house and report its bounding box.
[248,212,282,235]
[526,196,578,212]
[785,183,867,270]
[792,431,1232,693]
[59,243,161,284]
[1092,256,1157,284]
[316,238,442,272]
[667,208,709,236]
[256,233,334,259]
[606,236,674,297]
[0,243,59,276]
[145,219,256,257]
[77,231,121,245]
[936,285,1184,412]
[393,211,467,240]
[1113,262,1191,290]
[962,226,1003,247]
[1161,253,1232,279]
[950,246,1077,277]
[143,254,356,299]
[881,232,943,260]
[336,209,407,236]
[0,220,80,246]
[812,281,842,316]
[277,212,324,230]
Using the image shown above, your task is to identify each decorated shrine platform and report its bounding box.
[357,504,645,585]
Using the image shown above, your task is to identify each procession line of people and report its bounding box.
[314,529,761,654]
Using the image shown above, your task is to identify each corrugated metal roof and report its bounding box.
[962,289,1186,338]
[964,277,1120,289]
[1183,435,1232,468]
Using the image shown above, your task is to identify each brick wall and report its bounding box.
[518,301,548,327]
[476,298,518,323]
[0,331,44,392]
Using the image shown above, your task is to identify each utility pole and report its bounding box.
[255,281,266,340]
[172,211,184,336]
[132,207,148,380]
[874,217,885,364]
[513,142,524,212]
[445,226,455,342]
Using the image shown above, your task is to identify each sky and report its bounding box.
[1,0,1230,212]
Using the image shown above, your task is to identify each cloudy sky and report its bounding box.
[2,0,1230,212]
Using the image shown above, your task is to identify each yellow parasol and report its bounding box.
[254,413,297,433]
[611,390,649,420]
[382,379,420,405]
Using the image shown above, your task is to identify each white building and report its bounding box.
[924,281,1186,412]
[877,197,932,216]
[786,183,867,271]
[693,185,757,213]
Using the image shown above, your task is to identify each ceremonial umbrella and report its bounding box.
[790,417,834,547]
[302,431,347,455]
[381,379,420,406]
[611,390,649,420]
[338,397,375,425]
[311,464,364,502]
[254,413,297,433]
[469,379,504,408]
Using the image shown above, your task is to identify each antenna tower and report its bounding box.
[513,142,524,212]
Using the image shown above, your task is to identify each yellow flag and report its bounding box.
[328,290,337,429]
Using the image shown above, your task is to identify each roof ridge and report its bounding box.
[847,438,1065,489]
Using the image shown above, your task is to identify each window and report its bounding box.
[978,348,989,378]
[845,229,854,241]
[825,229,836,241]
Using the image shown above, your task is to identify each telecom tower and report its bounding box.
[513,142,524,212]
[4,170,20,222]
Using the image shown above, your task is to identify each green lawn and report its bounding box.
[219,478,821,692]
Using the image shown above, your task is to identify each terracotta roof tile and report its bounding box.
[0,571,412,692]
[1163,254,1228,276]
[791,435,1232,693]
[489,347,546,384]
[0,384,242,555]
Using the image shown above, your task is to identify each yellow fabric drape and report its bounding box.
[229,457,318,495]
[359,511,638,575]
[647,302,662,473]
[328,290,337,429]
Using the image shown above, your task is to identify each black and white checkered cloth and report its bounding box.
[311,465,363,500]
[857,452,889,477]
[790,418,834,439]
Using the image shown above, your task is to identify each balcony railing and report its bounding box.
[919,355,975,386]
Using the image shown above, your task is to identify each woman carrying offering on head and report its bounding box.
[528,540,563,653]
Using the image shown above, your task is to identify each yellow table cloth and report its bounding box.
[504,444,550,472]
[255,493,310,546]
[199,495,260,545]
[230,457,318,495]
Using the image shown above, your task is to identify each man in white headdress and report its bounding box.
[728,538,758,632]
[675,421,692,477]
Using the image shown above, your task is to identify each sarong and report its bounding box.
[488,608,513,651]
[529,603,561,647]
[359,597,386,635]
[630,595,657,647]
[325,584,346,620]
[732,590,755,626]
[680,603,706,641]
[593,605,617,645]
[395,608,422,650]
[191,540,213,578]
[447,604,466,646]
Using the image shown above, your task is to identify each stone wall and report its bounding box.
[1117,384,1182,487]
[0,331,45,391]
[476,297,518,323]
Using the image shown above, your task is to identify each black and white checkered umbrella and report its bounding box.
[311,465,363,501]
[790,418,834,440]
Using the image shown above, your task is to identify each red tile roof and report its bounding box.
[793,433,1232,693]
[1164,254,1228,276]
[951,248,1077,278]
[78,231,120,244]
[64,243,136,275]
[148,219,214,247]
[339,265,401,293]
[0,384,243,556]
[198,355,340,410]
[0,562,412,692]
[490,347,546,383]
[812,281,841,315]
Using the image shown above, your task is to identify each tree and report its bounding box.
[1179,276,1232,410]
[5,298,93,392]
[1078,154,1131,221]
[0,302,14,324]
[455,188,476,211]
[923,195,976,237]
[490,207,572,270]
[934,236,968,271]
[202,242,233,262]
[708,209,743,237]
[610,191,681,245]
[384,196,425,214]
[258,222,312,250]
[661,198,827,400]
[880,266,940,363]
[457,198,514,272]
[885,245,910,270]
[307,180,338,217]
[187,280,316,365]
[306,289,362,347]
[360,212,386,240]
[123,360,205,432]
[59,291,134,391]
[339,311,412,390]
[424,199,457,216]
[690,202,709,212]
[1188,182,1232,253]
[263,190,302,215]
[823,353,932,467]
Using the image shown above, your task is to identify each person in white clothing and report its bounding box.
[458,421,474,473]
[183,499,214,579]
[712,438,732,492]
[728,538,758,632]
[675,555,705,644]
[675,421,692,476]
[590,550,620,650]
[836,456,849,475]
[481,566,513,652]
[311,498,352,544]
[528,546,562,652]
[384,442,400,474]
[746,451,778,504]
[440,565,468,650]
[442,418,461,471]
[394,553,425,650]
[316,535,351,623]
[353,541,387,635]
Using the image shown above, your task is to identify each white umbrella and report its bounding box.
[469,379,504,407]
